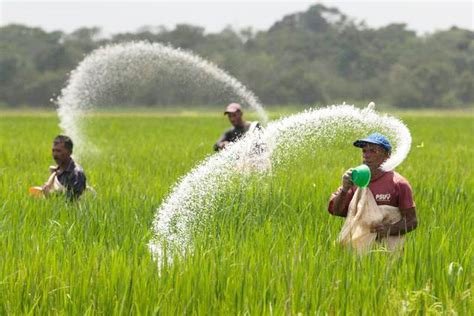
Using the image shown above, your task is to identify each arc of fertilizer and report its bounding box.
[149,104,412,262]
[56,41,268,159]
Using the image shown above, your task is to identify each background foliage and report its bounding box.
[1,4,473,108]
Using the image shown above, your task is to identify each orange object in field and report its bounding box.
[28,186,44,198]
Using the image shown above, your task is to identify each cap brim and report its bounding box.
[353,139,391,152]
[224,110,239,114]
[353,139,382,148]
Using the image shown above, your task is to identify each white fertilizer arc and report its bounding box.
[56,41,268,158]
[149,104,412,260]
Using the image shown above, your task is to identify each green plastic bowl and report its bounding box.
[351,164,371,188]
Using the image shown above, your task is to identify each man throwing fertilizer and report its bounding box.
[214,103,260,151]
[30,135,87,200]
[328,133,418,252]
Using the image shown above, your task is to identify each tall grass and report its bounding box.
[0,111,472,314]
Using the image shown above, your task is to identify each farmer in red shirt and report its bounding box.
[328,133,418,238]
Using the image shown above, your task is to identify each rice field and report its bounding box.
[0,109,473,314]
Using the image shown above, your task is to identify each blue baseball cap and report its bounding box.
[353,133,392,152]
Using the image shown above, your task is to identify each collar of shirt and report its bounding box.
[370,170,391,183]
[56,159,75,176]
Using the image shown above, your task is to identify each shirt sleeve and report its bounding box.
[328,186,355,217]
[398,180,415,209]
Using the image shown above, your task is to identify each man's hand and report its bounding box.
[370,223,390,237]
[41,171,57,196]
[341,168,353,192]
[372,208,418,237]
[218,141,230,150]
[41,184,51,196]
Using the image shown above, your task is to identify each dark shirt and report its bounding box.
[55,159,87,200]
[214,122,261,151]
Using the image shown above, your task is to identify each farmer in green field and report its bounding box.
[214,103,260,151]
[30,135,87,200]
[328,133,418,249]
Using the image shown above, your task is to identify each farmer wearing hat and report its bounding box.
[328,133,418,239]
[213,103,260,151]
[30,135,87,200]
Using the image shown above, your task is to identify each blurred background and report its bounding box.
[1,0,473,109]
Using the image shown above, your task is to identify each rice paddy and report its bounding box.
[0,109,472,314]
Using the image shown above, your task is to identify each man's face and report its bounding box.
[52,141,71,165]
[361,143,389,170]
[227,111,243,127]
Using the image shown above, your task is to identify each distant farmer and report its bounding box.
[328,133,418,252]
[30,135,86,200]
[213,103,260,151]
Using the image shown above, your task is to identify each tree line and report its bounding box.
[1,4,473,109]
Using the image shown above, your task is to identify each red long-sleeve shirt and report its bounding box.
[328,171,415,217]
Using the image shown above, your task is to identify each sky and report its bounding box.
[1,0,473,36]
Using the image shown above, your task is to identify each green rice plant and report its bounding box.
[0,111,472,314]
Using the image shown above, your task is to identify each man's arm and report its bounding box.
[371,207,418,237]
[330,189,351,216]
[214,130,231,151]
[214,140,230,151]
[328,169,354,217]
[42,171,57,196]
[372,178,418,237]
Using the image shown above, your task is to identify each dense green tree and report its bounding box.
[1,4,473,108]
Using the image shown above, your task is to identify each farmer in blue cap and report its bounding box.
[328,133,418,240]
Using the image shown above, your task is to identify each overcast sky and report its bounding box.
[1,0,472,36]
